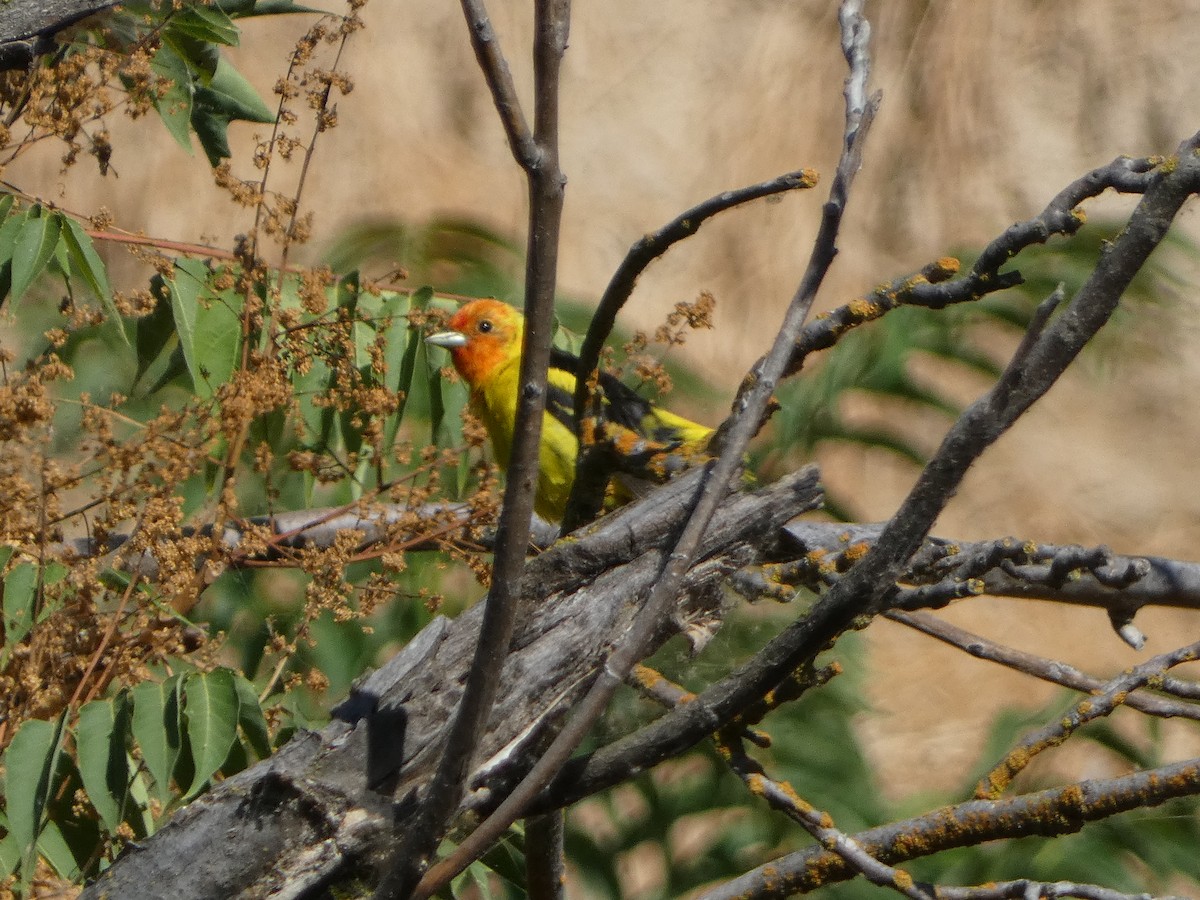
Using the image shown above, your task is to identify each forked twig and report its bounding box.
[412,5,879,895]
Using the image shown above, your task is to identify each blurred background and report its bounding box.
[7,0,1200,892]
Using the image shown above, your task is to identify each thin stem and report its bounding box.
[373,1,570,896]
[414,4,876,895]
[534,132,1200,813]
[524,812,566,900]
[696,757,1200,899]
[568,167,819,431]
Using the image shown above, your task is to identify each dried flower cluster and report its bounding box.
[0,6,502,886]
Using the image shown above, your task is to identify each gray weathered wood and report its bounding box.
[82,465,822,899]
[0,0,119,69]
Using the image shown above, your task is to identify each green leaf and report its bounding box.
[3,561,37,647]
[379,290,413,452]
[168,259,243,397]
[9,207,62,304]
[425,339,446,446]
[194,287,244,391]
[233,674,272,760]
[0,205,28,260]
[191,56,275,166]
[125,758,157,837]
[168,5,240,46]
[150,44,195,153]
[75,697,133,833]
[33,821,81,882]
[135,276,181,383]
[132,675,184,803]
[58,214,128,345]
[2,564,38,662]
[167,258,204,390]
[393,287,432,425]
[59,214,111,305]
[217,0,322,16]
[3,713,67,863]
[181,669,240,799]
[208,55,276,122]
[0,829,19,880]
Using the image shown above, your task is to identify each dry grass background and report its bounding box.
[9,0,1200,796]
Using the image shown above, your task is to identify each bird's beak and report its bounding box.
[426,329,468,349]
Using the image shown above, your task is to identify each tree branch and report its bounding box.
[536,133,1200,813]
[456,0,536,165]
[888,611,1200,722]
[81,467,822,900]
[785,155,1160,376]
[695,757,1200,899]
[715,727,933,899]
[975,638,1200,798]
[377,2,571,894]
[567,167,819,438]
[414,5,880,893]
[783,522,1200,644]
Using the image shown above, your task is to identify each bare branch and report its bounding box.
[524,812,566,900]
[537,134,1200,812]
[933,881,1183,900]
[567,166,819,446]
[976,638,1200,798]
[889,611,1200,722]
[695,757,1200,899]
[782,522,1200,639]
[380,2,572,895]
[786,155,1160,377]
[716,729,932,900]
[414,6,881,892]
[457,0,536,165]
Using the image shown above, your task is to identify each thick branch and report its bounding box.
[536,132,1200,812]
[696,757,1200,899]
[82,467,821,900]
[781,522,1200,615]
[415,5,880,892]
[0,0,118,69]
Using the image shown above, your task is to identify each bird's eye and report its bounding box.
[478,320,493,333]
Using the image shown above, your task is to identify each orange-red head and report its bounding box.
[426,299,524,388]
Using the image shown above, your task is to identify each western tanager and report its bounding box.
[426,299,712,522]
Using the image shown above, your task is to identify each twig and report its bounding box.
[785,156,1161,377]
[561,166,818,529]
[716,728,933,900]
[568,167,819,433]
[694,757,1200,899]
[380,1,572,896]
[975,638,1200,798]
[933,881,1182,900]
[534,132,1200,814]
[888,611,1200,722]
[456,0,537,166]
[413,6,878,895]
[629,663,771,748]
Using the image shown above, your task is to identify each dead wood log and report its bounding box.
[82,465,822,899]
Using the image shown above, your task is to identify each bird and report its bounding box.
[425,298,713,523]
